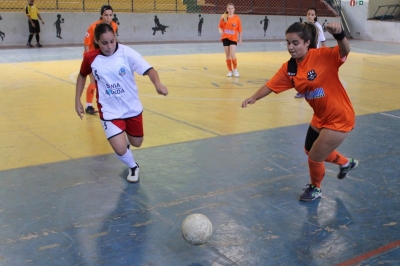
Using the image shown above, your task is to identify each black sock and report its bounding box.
[35,34,40,43]
[28,34,33,43]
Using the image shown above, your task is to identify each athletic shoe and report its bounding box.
[337,158,359,179]
[85,106,97,114]
[299,184,322,202]
[294,93,303,98]
[127,164,139,183]
[36,43,42,47]
[233,69,239,77]
[26,42,34,48]
[227,71,233,77]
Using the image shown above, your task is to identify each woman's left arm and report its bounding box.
[326,22,350,58]
[147,68,168,96]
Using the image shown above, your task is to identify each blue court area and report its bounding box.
[0,40,400,265]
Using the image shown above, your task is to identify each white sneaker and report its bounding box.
[127,164,139,183]
[227,71,233,77]
[233,69,239,77]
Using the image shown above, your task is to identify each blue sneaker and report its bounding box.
[337,158,359,179]
[299,184,322,202]
[294,92,304,98]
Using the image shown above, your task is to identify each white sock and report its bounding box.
[86,103,92,108]
[116,149,136,168]
[341,159,350,167]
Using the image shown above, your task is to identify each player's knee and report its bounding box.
[115,148,127,156]
[129,138,143,148]
[304,147,310,155]
[131,143,142,148]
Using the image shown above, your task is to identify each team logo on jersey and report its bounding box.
[119,67,127,76]
[307,70,317,81]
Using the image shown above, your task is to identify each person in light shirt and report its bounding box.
[75,23,168,183]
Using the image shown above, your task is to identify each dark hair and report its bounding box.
[286,22,318,49]
[307,7,318,22]
[100,5,113,15]
[94,23,115,48]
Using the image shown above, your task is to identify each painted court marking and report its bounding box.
[336,239,400,266]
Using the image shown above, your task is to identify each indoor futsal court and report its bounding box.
[0,39,400,265]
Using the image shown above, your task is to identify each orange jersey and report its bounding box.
[219,15,242,42]
[84,20,118,53]
[266,46,355,132]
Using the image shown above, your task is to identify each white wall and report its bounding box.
[364,20,400,41]
[341,0,400,42]
[0,12,339,48]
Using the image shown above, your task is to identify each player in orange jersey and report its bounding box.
[242,22,359,202]
[218,3,242,77]
[83,5,118,114]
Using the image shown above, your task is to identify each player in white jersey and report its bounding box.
[75,23,168,182]
[295,7,326,98]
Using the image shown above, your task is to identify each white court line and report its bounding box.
[349,42,392,55]
[380,112,400,119]
[140,94,297,101]
[69,71,79,83]
[64,47,82,51]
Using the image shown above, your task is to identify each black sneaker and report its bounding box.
[337,158,359,179]
[127,164,139,183]
[36,43,42,47]
[299,184,322,202]
[85,106,98,114]
[26,42,34,47]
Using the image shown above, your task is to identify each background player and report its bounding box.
[83,5,119,114]
[295,7,326,98]
[25,0,44,47]
[218,3,242,77]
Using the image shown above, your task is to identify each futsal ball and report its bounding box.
[181,213,212,245]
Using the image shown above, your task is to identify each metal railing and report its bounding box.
[1,0,339,15]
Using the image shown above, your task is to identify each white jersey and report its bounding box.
[315,22,326,48]
[80,43,152,120]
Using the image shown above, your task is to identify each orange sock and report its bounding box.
[226,59,232,71]
[308,158,325,188]
[86,83,96,104]
[232,59,237,69]
[324,150,348,165]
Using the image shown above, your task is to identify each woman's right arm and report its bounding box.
[75,73,87,119]
[241,84,273,108]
